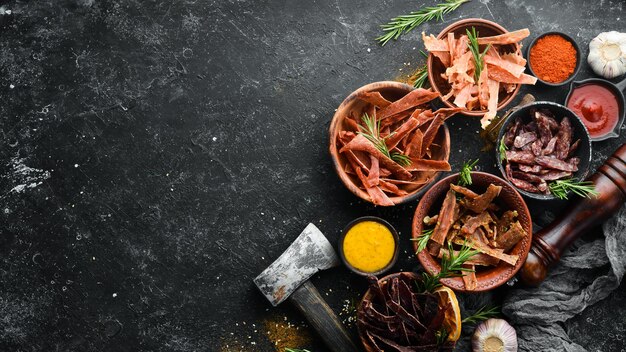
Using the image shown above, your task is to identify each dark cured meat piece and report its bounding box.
[505,150,535,164]
[531,138,543,156]
[450,184,479,199]
[568,157,580,167]
[510,176,539,192]
[539,170,572,181]
[554,117,572,159]
[542,136,558,155]
[429,189,458,251]
[535,156,578,172]
[518,164,543,173]
[503,118,521,146]
[513,131,538,148]
[495,221,526,251]
[534,111,553,145]
[464,184,502,213]
[568,139,581,158]
[512,171,543,184]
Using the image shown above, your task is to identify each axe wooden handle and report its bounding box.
[289,280,359,352]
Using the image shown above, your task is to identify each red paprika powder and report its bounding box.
[529,34,577,83]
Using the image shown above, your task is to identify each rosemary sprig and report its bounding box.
[549,179,598,200]
[466,27,491,82]
[462,305,500,324]
[499,139,508,161]
[358,113,411,167]
[435,327,449,345]
[411,51,429,89]
[458,159,479,186]
[376,0,470,46]
[411,228,434,253]
[417,241,479,293]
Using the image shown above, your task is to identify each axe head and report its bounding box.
[254,223,339,306]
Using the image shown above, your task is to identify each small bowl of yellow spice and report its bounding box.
[339,216,399,276]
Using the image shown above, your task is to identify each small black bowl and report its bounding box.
[526,32,582,87]
[495,101,592,201]
[338,216,399,276]
[565,78,626,142]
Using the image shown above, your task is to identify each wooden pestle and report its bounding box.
[520,143,626,286]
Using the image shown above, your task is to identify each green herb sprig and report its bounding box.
[549,179,598,200]
[458,159,479,186]
[499,139,508,161]
[435,327,449,345]
[462,305,500,324]
[377,0,470,46]
[411,228,434,253]
[411,51,430,89]
[417,241,479,293]
[466,27,491,82]
[358,113,411,166]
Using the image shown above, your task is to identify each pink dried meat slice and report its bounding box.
[476,28,530,45]
[340,134,413,180]
[377,89,440,121]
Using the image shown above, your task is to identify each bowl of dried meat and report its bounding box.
[496,101,592,200]
[424,18,537,128]
[357,272,457,351]
[329,81,463,206]
[412,172,532,292]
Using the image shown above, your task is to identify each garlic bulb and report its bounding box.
[472,318,518,352]
[587,31,626,79]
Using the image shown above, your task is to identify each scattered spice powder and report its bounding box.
[263,316,312,351]
[529,34,577,83]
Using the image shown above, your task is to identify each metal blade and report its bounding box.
[253,223,339,306]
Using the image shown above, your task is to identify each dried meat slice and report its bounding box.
[355,167,395,206]
[452,237,519,266]
[482,78,500,128]
[505,150,535,164]
[405,159,451,172]
[488,64,537,85]
[484,54,526,78]
[366,155,380,187]
[356,91,392,108]
[450,184,479,199]
[461,264,478,291]
[535,156,578,172]
[378,89,440,121]
[534,111,554,145]
[429,189,458,253]
[477,28,530,45]
[405,129,423,158]
[513,132,538,148]
[340,134,414,180]
[385,117,419,150]
[495,221,526,251]
[554,117,573,160]
[422,32,449,51]
[463,184,502,214]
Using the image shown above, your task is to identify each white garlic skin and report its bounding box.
[472,318,518,352]
[587,31,626,79]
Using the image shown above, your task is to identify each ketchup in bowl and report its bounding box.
[567,83,620,139]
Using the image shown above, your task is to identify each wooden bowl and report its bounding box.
[427,18,522,117]
[329,81,450,206]
[495,101,592,200]
[356,272,421,352]
[412,172,532,292]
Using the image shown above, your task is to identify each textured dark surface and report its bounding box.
[0,0,625,351]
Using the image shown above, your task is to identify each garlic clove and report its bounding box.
[587,31,626,79]
[472,318,518,352]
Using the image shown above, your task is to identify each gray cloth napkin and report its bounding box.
[500,205,626,351]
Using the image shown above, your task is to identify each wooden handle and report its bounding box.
[521,144,626,286]
[289,280,359,352]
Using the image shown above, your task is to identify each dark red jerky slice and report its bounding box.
[504,118,521,146]
[554,117,572,159]
[450,184,479,199]
[539,170,572,181]
[496,221,527,251]
[464,184,502,213]
[510,176,540,192]
[543,136,558,155]
[512,171,543,184]
[534,110,553,145]
[568,139,581,158]
[505,163,513,179]
[535,156,578,172]
[531,138,543,156]
[505,150,536,164]
[518,164,543,173]
[513,131,538,148]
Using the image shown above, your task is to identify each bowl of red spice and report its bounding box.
[527,32,582,86]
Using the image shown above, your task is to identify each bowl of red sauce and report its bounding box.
[566,78,625,141]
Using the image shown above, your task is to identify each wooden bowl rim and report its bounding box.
[426,18,522,117]
[329,81,451,206]
[412,171,532,292]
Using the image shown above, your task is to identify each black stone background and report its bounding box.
[0,0,625,351]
